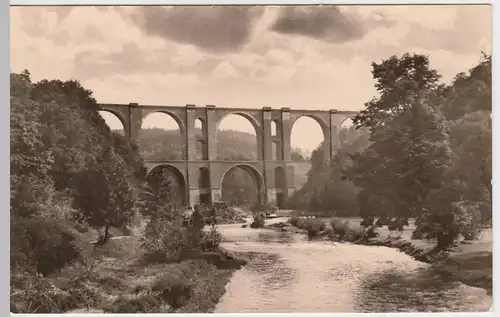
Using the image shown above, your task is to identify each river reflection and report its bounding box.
[215,219,491,313]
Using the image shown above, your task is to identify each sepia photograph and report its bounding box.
[10,4,492,313]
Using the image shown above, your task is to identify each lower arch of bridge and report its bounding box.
[220,164,264,206]
[146,164,187,206]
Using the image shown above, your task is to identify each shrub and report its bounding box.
[416,200,483,251]
[360,217,375,227]
[289,216,300,227]
[328,219,363,242]
[250,213,265,229]
[141,206,201,264]
[11,208,87,277]
[375,217,389,227]
[364,226,379,239]
[201,222,223,252]
[150,274,193,308]
[103,291,164,313]
[10,268,102,313]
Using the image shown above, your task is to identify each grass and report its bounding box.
[11,234,243,313]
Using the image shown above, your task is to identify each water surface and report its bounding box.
[214,218,491,313]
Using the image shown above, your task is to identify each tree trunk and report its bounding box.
[103,225,110,243]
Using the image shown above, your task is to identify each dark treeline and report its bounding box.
[289,52,491,250]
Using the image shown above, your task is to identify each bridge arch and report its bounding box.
[140,111,185,160]
[98,110,126,135]
[98,109,129,136]
[220,164,265,206]
[216,112,263,160]
[289,114,329,163]
[290,114,329,145]
[141,110,186,140]
[146,164,187,206]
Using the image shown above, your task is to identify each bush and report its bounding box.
[250,213,265,229]
[416,200,483,251]
[328,219,363,242]
[289,216,300,227]
[141,207,201,264]
[201,222,223,252]
[386,218,409,231]
[360,217,375,227]
[364,226,379,239]
[11,267,103,313]
[150,274,193,308]
[11,208,88,277]
[375,217,389,227]
[103,291,164,313]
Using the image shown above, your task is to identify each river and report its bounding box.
[214,218,492,313]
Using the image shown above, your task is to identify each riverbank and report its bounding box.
[11,234,247,313]
[266,218,492,295]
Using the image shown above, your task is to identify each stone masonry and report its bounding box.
[98,103,357,208]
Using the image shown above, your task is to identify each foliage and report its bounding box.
[72,148,138,241]
[416,200,483,250]
[201,222,223,251]
[140,205,200,263]
[294,52,491,251]
[288,126,370,215]
[250,213,265,228]
[342,52,491,249]
[348,101,452,221]
[352,53,441,131]
[10,69,147,316]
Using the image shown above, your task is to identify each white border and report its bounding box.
[9,0,493,5]
[6,1,498,316]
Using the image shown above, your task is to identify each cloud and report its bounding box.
[131,6,265,53]
[270,6,390,44]
[212,61,238,80]
[403,5,491,54]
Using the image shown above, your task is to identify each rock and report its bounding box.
[241,224,248,228]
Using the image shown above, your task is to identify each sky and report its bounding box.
[10,5,491,152]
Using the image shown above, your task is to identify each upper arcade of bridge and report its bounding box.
[98,102,358,162]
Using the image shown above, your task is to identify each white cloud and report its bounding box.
[212,61,238,80]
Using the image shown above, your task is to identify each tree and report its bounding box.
[352,53,441,131]
[440,53,491,121]
[350,100,452,221]
[291,148,307,162]
[73,147,137,241]
[309,188,322,211]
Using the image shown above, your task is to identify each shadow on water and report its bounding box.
[355,266,490,312]
[244,252,296,292]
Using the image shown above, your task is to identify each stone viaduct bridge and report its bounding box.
[98,103,357,208]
